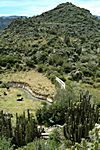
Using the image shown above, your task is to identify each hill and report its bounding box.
[0,2,100,84]
[96,15,100,19]
[0,3,100,148]
[0,16,26,30]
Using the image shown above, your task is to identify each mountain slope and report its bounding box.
[96,16,100,19]
[0,2,100,83]
[0,16,26,30]
[7,2,100,35]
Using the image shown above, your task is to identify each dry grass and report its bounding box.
[0,70,55,96]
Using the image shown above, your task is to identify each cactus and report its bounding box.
[63,91,99,144]
[0,110,12,139]
[0,110,39,147]
[71,125,100,150]
[78,124,82,141]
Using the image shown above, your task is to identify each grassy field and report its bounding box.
[0,70,55,122]
[66,79,100,105]
[80,84,100,105]
[70,82,100,104]
[0,87,42,116]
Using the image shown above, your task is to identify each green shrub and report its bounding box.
[17,139,60,150]
[37,64,44,73]
[36,87,77,126]
[0,136,14,150]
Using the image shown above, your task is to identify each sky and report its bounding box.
[0,0,100,17]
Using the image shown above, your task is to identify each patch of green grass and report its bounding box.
[80,84,100,105]
[66,79,100,105]
[0,88,42,117]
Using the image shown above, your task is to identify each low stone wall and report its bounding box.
[7,81,52,101]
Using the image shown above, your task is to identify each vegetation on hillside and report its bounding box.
[0,2,100,150]
[0,2,100,84]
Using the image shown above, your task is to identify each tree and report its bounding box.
[36,86,77,126]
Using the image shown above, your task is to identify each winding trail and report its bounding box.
[7,81,53,103]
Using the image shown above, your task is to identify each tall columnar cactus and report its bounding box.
[0,110,40,147]
[71,126,100,150]
[14,110,39,147]
[0,110,12,138]
[63,91,99,143]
